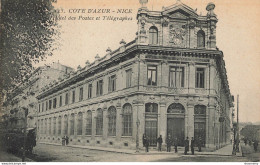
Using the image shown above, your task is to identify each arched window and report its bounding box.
[86,110,92,135]
[70,114,75,135]
[149,26,158,45]
[108,106,116,136]
[58,116,61,135]
[96,109,103,135]
[194,105,206,115]
[167,103,185,114]
[64,115,68,135]
[197,30,205,48]
[122,103,133,136]
[77,112,83,135]
[145,103,158,113]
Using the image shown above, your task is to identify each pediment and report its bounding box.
[169,11,188,19]
[162,3,198,18]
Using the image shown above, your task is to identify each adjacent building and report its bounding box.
[2,62,73,132]
[36,1,233,150]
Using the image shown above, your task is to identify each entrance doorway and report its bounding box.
[194,105,206,147]
[167,103,185,146]
[145,103,158,146]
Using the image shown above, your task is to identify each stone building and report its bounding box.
[36,1,233,150]
[2,62,73,132]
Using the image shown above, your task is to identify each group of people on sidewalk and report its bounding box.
[243,138,259,152]
[143,134,203,155]
[62,135,69,146]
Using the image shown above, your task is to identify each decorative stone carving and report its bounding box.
[169,24,186,46]
[189,19,196,29]
[162,17,169,27]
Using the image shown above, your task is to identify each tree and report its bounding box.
[240,125,260,141]
[0,0,60,96]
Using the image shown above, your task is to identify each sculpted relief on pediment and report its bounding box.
[169,12,188,19]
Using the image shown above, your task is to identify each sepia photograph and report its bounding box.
[0,0,259,163]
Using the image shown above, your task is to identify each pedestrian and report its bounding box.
[184,137,189,155]
[174,137,178,153]
[198,137,202,152]
[191,137,195,155]
[166,134,172,152]
[253,140,258,152]
[249,140,252,146]
[62,136,65,146]
[145,136,149,152]
[65,135,69,145]
[142,134,146,147]
[157,135,163,152]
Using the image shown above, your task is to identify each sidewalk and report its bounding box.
[196,144,243,157]
[0,150,34,162]
[39,142,242,156]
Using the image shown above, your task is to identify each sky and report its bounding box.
[37,0,260,123]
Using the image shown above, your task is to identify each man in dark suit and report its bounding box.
[157,135,163,152]
[174,137,178,153]
[166,134,172,152]
[184,137,189,155]
[191,137,195,155]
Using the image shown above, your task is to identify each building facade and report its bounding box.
[2,62,73,132]
[36,2,233,150]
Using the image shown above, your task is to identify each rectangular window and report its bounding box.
[88,84,92,98]
[196,68,205,88]
[42,103,44,112]
[46,101,48,111]
[79,87,83,101]
[108,75,116,92]
[49,100,52,110]
[126,69,132,88]
[65,93,69,105]
[72,90,75,103]
[53,98,57,109]
[59,95,62,107]
[96,80,103,96]
[38,104,41,112]
[169,67,184,88]
[147,66,157,86]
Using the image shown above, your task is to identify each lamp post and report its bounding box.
[232,123,237,155]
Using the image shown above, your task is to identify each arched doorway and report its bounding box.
[194,105,206,147]
[145,103,158,146]
[167,103,185,146]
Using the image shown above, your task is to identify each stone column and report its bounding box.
[74,113,78,136]
[159,101,167,146]
[188,62,195,94]
[61,114,65,136]
[207,104,216,148]
[67,114,71,136]
[209,61,216,95]
[82,111,86,136]
[133,100,145,149]
[103,108,108,140]
[186,101,194,139]
[116,106,122,140]
[91,110,96,140]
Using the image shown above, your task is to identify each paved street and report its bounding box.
[0,143,255,162]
